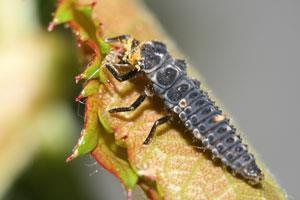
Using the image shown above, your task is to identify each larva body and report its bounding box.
[104,35,264,185]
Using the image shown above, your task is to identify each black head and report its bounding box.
[139,41,169,72]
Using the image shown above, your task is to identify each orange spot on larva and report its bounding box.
[213,114,225,122]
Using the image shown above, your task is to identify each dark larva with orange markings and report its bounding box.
[103,35,264,185]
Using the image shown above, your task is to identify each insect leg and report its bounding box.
[109,93,147,113]
[105,63,139,82]
[104,35,131,43]
[143,115,172,145]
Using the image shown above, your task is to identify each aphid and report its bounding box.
[103,35,264,185]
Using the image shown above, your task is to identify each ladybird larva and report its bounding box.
[103,35,264,185]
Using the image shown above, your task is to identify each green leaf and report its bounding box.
[78,56,100,81]
[49,0,73,31]
[98,109,113,134]
[53,0,286,199]
[91,131,138,190]
[66,81,99,162]
[99,39,111,55]
[76,3,94,18]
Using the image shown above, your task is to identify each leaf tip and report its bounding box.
[75,75,82,84]
[66,149,78,162]
[47,21,56,32]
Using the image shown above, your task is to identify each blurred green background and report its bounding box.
[0,0,125,199]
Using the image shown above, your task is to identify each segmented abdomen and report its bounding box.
[140,40,262,183]
[167,75,254,171]
[145,57,255,175]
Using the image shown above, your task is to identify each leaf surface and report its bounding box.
[97,70,285,199]
[53,0,286,199]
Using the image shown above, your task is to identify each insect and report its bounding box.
[102,34,264,185]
